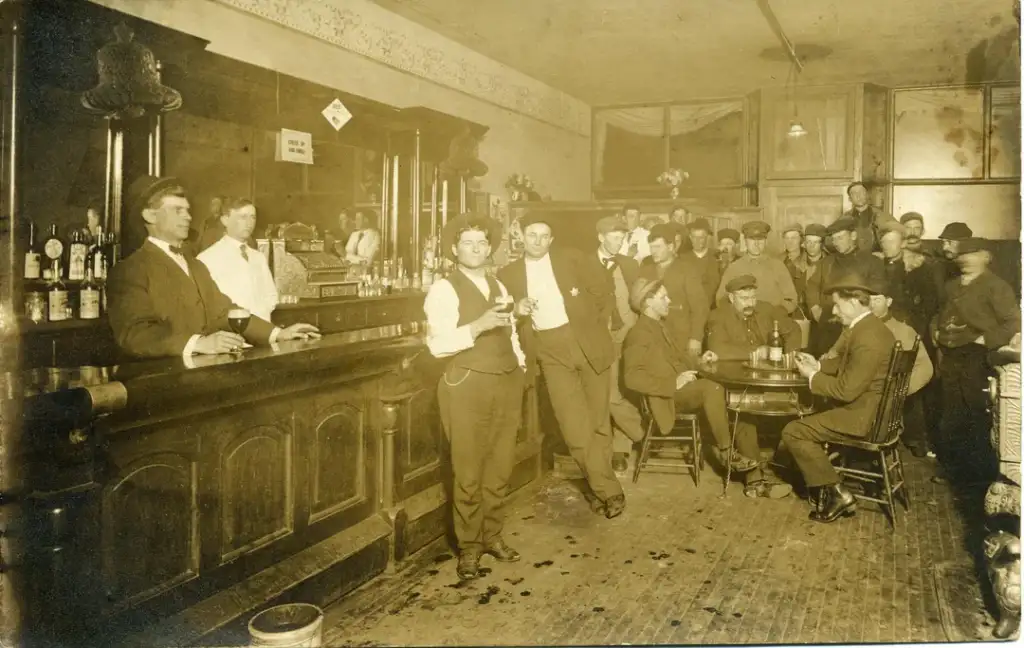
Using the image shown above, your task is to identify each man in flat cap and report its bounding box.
[805,217,883,355]
[716,228,741,274]
[873,219,914,320]
[716,221,799,315]
[592,214,644,473]
[835,181,899,254]
[899,211,942,257]
[779,223,809,316]
[782,271,897,523]
[424,214,528,579]
[638,222,710,357]
[708,275,802,362]
[623,278,772,485]
[106,176,320,358]
[618,204,651,262]
[498,212,625,518]
[932,238,1021,484]
[679,217,720,308]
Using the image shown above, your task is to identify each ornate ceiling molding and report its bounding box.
[214,0,590,136]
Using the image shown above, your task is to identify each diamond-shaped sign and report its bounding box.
[322,98,352,132]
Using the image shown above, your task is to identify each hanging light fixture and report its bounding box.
[785,62,807,138]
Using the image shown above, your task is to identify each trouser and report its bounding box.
[438,366,525,553]
[675,380,761,484]
[937,344,995,482]
[608,339,645,454]
[535,325,622,502]
[780,416,854,488]
[900,391,929,452]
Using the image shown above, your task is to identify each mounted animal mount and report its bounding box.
[81,23,182,120]
[439,127,488,180]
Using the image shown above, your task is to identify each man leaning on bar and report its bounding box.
[106,175,320,358]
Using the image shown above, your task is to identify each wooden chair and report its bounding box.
[826,338,918,527]
[633,397,703,486]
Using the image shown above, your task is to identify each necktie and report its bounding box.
[240,244,249,261]
[168,245,184,256]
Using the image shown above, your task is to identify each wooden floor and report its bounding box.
[322,453,1004,646]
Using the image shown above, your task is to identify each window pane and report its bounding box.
[594,107,665,187]
[990,86,1021,179]
[769,92,851,176]
[668,102,744,185]
[893,88,985,179]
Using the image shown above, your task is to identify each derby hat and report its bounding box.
[938,222,973,240]
[824,271,882,295]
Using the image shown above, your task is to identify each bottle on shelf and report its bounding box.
[90,226,107,280]
[43,224,64,274]
[23,220,41,280]
[79,264,101,320]
[47,259,69,322]
[768,320,784,366]
[68,229,88,281]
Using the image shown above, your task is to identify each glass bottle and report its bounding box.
[47,260,69,322]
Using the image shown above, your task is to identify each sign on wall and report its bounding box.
[322,98,353,131]
[276,128,314,164]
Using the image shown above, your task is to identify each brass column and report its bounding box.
[0,7,26,646]
[411,129,421,276]
[147,61,164,177]
[379,151,390,269]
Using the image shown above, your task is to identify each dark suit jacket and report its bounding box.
[107,240,276,358]
[498,248,614,378]
[809,313,895,437]
[589,250,639,327]
[707,301,802,361]
[680,249,720,308]
[622,315,698,436]
[638,256,709,348]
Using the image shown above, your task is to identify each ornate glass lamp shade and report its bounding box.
[81,24,182,120]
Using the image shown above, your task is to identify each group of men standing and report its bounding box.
[423,182,1020,579]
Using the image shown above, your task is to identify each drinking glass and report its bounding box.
[228,307,251,336]
[495,294,515,324]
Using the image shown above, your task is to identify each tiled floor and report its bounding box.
[323,453,1002,646]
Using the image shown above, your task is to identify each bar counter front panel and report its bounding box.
[15,294,543,647]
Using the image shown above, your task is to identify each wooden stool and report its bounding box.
[633,398,702,486]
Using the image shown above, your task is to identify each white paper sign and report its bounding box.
[277,128,313,165]
[322,98,352,131]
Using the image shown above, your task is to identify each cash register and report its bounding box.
[262,223,361,301]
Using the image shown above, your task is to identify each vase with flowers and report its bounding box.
[505,173,534,202]
[656,168,689,199]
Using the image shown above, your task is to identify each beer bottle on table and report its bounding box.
[768,320,784,366]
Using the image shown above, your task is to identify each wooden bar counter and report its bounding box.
[12,296,543,648]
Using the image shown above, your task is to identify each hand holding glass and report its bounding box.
[514,297,538,317]
[494,294,515,325]
[227,308,250,353]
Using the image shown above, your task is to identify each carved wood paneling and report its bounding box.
[309,399,367,524]
[101,452,199,613]
[219,425,294,564]
[400,388,442,485]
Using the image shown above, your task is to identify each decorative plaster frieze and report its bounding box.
[214,0,590,136]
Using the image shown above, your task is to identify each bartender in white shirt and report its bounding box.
[198,198,279,321]
[423,214,528,581]
[345,208,382,265]
[618,204,650,262]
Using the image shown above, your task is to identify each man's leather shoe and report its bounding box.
[809,483,857,523]
[604,494,626,519]
[456,551,480,579]
[711,446,758,473]
[484,539,521,562]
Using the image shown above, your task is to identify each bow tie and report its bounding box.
[168,245,185,256]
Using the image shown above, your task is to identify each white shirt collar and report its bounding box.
[692,248,709,259]
[848,311,872,329]
[525,253,551,265]
[148,236,184,256]
[217,234,252,250]
[598,249,615,262]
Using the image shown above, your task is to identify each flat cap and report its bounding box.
[781,223,804,236]
[827,217,857,235]
[718,228,740,242]
[938,222,973,240]
[127,174,183,219]
[877,219,906,237]
[519,211,554,232]
[725,274,757,293]
[629,277,662,313]
[689,217,711,233]
[741,220,771,239]
[596,215,628,235]
[648,222,677,244]
[899,211,924,225]
[957,237,988,254]
[804,223,828,239]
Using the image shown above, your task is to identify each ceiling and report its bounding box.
[369,0,1020,105]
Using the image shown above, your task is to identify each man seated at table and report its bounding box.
[781,272,896,523]
[707,275,802,361]
[107,175,320,358]
[623,278,793,498]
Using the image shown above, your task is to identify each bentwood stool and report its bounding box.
[633,397,703,486]
[826,339,917,528]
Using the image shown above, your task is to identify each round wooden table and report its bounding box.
[698,360,816,494]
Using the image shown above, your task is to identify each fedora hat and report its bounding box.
[440,214,503,261]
